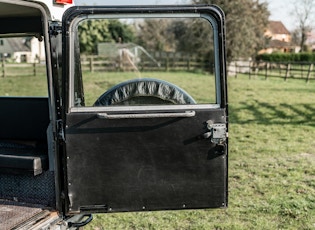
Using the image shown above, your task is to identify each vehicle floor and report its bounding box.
[0,200,51,230]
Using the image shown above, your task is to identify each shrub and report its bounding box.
[256,53,315,63]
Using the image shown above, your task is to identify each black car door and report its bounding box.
[61,5,227,215]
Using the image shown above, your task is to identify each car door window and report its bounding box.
[69,15,219,109]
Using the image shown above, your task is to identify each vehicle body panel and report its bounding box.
[62,5,228,215]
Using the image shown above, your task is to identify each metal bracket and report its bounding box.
[57,119,65,142]
[205,121,227,144]
[49,23,62,36]
[67,214,93,228]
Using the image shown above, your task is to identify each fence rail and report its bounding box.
[7,58,312,81]
[0,59,46,77]
[0,53,214,77]
[80,55,209,72]
[0,58,206,78]
[229,60,315,82]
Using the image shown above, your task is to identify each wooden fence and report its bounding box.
[229,61,315,82]
[0,58,206,78]
[3,58,315,82]
[0,55,210,77]
[80,55,209,72]
[0,59,46,77]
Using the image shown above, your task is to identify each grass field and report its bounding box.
[1,72,314,229]
[84,74,315,229]
[80,71,216,105]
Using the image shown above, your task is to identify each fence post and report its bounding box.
[89,56,94,72]
[1,58,5,78]
[187,55,190,71]
[248,61,251,79]
[234,61,237,78]
[265,62,269,80]
[254,62,258,78]
[33,63,36,76]
[306,63,313,83]
[285,63,291,81]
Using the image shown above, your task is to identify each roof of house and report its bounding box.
[0,38,30,54]
[268,21,290,35]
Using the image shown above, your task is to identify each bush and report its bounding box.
[256,53,315,62]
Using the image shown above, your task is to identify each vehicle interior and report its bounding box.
[0,1,55,228]
[0,2,43,36]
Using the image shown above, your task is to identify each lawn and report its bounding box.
[1,72,314,229]
[85,74,315,229]
[80,71,216,105]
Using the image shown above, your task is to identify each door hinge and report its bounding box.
[49,23,62,36]
[204,121,227,144]
[57,119,65,142]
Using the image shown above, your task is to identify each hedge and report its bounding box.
[256,53,315,62]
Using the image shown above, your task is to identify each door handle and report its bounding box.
[97,111,195,119]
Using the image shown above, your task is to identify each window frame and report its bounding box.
[63,6,226,113]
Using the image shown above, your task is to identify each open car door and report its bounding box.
[61,5,227,215]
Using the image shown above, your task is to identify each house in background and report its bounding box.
[0,37,45,63]
[306,30,315,51]
[260,21,294,54]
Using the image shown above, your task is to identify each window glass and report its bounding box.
[0,36,47,96]
[73,17,216,107]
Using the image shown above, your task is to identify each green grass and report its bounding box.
[1,72,314,229]
[81,71,216,105]
[85,74,315,229]
[0,75,48,96]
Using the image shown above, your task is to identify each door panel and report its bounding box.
[62,5,227,214]
[65,109,227,213]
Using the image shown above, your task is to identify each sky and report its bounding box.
[266,0,295,31]
[75,0,296,31]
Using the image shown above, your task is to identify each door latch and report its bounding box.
[203,121,227,144]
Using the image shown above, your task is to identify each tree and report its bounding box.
[173,19,213,57]
[192,0,270,62]
[136,1,269,63]
[292,0,315,52]
[136,18,213,56]
[108,19,135,44]
[78,19,112,54]
[172,18,215,72]
[78,19,135,54]
[137,19,176,52]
